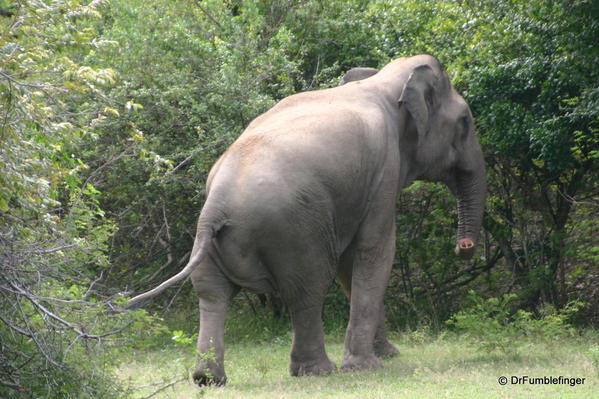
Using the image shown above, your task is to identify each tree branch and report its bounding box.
[137,375,187,399]
[193,1,223,29]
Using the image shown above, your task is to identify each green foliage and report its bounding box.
[389,181,467,330]
[171,329,197,346]
[79,0,309,297]
[459,0,598,314]
[446,292,520,354]
[446,291,582,355]
[0,1,164,397]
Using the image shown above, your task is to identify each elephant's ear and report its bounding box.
[338,67,379,86]
[398,64,438,143]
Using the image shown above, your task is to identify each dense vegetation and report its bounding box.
[1,0,597,397]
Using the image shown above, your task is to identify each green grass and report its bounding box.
[118,333,597,399]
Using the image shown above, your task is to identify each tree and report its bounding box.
[461,0,599,312]
[0,2,155,397]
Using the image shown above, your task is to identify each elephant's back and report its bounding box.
[203,121,382,263]
[199,86,395,279]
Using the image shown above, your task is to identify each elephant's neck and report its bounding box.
[370,77,406,102]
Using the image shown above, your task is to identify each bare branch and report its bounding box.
[137,375,188,399]
[163,268,190,312]
[169,139,227,174]
[193,1,223,29]
[0,70,60,90]
[15,298,68,370]
[8,281,128,340]
[0,313,32,338]
[15,244,76,254]
[142,250,189,286]
[83,147,134,187]
[83,271,104,301]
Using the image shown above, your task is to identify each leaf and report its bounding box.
[104,107,120,116]
[125,101,144,111]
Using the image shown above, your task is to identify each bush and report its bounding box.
[0,2,167,397]
[446,291,582,354]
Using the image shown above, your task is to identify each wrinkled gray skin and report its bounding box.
[127,55,486,386]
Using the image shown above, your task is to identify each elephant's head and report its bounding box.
[341,56,487,260]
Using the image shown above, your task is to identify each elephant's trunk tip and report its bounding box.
[455,237,476,260]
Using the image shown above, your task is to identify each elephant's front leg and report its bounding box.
[338,253,399,360]
[373,303,400,359]
[341,226,395,371]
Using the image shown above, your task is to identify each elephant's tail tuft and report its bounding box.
[125,228,216,309]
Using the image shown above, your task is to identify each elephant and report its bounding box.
[127,54,487,386]
[338,67,379,86]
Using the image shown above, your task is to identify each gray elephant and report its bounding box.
[127,54,486,385]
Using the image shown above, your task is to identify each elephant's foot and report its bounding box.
[192,364,227,387]
[340,354,383,372]
[290,357,336,377]
[374,339,399,359]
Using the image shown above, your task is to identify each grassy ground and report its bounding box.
[118,333,597,399]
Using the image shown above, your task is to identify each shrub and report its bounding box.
[446,291,582,354]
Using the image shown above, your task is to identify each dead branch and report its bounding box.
[137,374,188,399]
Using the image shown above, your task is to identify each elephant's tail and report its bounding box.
[126,227,216,309]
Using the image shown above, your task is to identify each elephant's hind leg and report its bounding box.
[191,258,238,386]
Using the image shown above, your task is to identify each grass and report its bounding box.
[117,332,597,399]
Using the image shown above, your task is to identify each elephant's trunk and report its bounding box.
[454,159,487,260]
